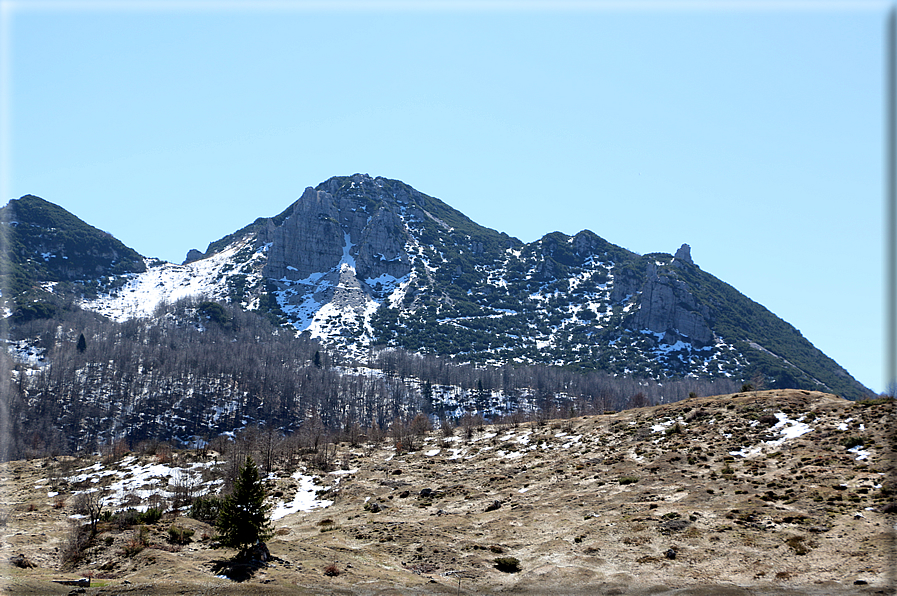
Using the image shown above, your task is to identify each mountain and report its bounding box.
[0,195,145,320]
[1,174,870,400]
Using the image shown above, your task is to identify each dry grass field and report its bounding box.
[1,389,894,595]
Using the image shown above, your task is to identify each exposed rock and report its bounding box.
[262,186,346,281]
[246,541,270,563]
[183,248,205,264]
[659,519,691,534]
[674,243,693,265]
[628,265,713,346]
[484,500,502,512]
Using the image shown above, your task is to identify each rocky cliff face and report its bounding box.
[258,184,413,284]
[629,260,714,347]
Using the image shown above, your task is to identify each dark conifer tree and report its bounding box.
[216,456,272,552]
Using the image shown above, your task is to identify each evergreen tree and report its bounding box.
[216,456,272,552]
[76,333,87,353]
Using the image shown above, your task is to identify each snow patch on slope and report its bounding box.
[729,412,813,458]
[81,237,263,320]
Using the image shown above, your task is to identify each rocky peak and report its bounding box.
[260,181,413,284]
[674,243,693,266]
[183,249,205,264]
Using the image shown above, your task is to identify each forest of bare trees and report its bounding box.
[0,298,739,461]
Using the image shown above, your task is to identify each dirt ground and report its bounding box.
[1,390,894,595]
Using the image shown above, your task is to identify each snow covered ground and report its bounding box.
[270,470,333,520]
[81,237,264,320]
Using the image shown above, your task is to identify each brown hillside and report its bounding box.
[1,389,894,595]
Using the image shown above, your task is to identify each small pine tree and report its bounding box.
[216,456,272,552]
[76,333,86,353]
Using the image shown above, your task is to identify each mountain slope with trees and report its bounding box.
[0,174,875,458]
[83,174,869,397]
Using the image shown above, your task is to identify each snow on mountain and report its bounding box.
[8,174,873,399]
[82,236,264,321]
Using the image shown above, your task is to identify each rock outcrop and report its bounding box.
[183,248,205,264]
[261,186,349,282]
[674,243,693,265]
[628,261,714,346]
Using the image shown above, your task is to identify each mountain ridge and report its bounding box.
[0,174,873,399]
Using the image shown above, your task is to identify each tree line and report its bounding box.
[0,297,739,461]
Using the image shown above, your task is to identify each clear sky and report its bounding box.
[1,1,891,394]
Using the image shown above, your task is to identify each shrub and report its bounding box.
[122,540,144,557]
[840,436,864,449]
[9,553,36,568]
[618,476,639,485]
[189,496,223,523]
[72,491,104,534]
[114,508,140,529]
[112,506,163,529]
[494,556,521,573]
[122,525,150,557]
[138,507,164,524]
[168,525,195,545]
[323,563,341,577]
[59,521,91,568]
[855,396,894,407]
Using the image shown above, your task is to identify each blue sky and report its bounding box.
[2,1,891,394]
